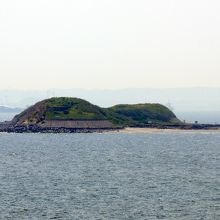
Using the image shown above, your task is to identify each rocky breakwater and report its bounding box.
[0,120,121,133]
[0,121,14,132]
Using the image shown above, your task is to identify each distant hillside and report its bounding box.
[106,104,180,126]
[0,106,22,113]
[12,97,181,127]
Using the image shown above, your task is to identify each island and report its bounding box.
[0,97,219,133]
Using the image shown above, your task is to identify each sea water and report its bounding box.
[0,132,219,219]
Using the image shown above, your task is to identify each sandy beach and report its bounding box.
[113,127,220,134]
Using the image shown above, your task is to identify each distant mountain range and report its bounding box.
[0,106,22,113]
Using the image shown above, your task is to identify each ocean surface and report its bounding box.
[0,131,219,220]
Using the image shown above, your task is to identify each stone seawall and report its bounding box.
[0,121,13,130]
[1,120,220,133]
[40,120,115,129]
[0,120,121,133]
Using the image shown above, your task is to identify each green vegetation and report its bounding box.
[105,103,180,126]
[13,97,181,126]
[45,97,106,120]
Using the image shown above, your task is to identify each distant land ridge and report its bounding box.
[0,106,22,113]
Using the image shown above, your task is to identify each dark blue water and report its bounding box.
[0,132,219,219]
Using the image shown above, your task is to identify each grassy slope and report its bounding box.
[14,97,181,126]
[105,103,180,126]
[45,97,107,120]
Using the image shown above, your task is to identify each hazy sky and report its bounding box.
[0,0,220,90]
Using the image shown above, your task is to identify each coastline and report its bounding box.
[115,127,220,134]
[1,126,220,134]
[1,121,220,134]
[1,97,219,134]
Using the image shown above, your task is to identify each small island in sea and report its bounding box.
[0,97,219,133]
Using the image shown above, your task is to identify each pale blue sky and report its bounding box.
[0,0,220,90]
